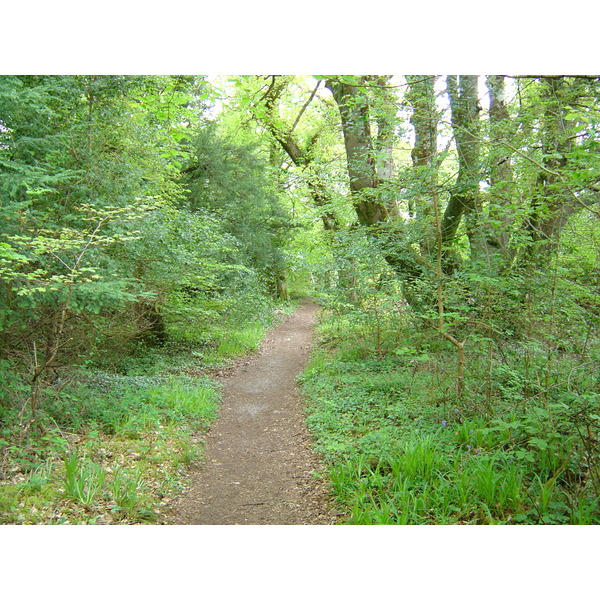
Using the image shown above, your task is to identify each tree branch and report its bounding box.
[290,80,321,134]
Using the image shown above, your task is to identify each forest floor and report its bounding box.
[164,300,340,525]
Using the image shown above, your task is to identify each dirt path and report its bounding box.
[165,300,339,525]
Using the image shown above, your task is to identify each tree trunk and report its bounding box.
[325,76,425,304]
[526,77,577,253]
[137,301,167,346]
[276,273,289,301]
[406,75,439,251]
[485,75,515,257]
[441,75,482,255]
[325,78,389,226]
[372,76,400,217]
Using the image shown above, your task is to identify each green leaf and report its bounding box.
[528,438,549,451]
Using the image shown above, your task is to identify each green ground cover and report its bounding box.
[300,308,600,525]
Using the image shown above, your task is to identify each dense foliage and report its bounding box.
[0,74,598,524]
[0,75,296,522]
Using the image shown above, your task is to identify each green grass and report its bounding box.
[215,322,266,358]
[108,299,298,374]
[0,374,222,524]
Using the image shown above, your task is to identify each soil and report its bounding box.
[165,300,340,525]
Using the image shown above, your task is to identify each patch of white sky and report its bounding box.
[204,75,236,119]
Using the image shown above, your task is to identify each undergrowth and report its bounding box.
[0,374,220,524]
[300,306,600,525]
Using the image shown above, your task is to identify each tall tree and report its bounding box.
[257,76,340,231]
[405,75,440,256]
[324,76,429,302]
[484,74,516,257]
[525,76,584,254]
[441,75,482,255]
[325,77,389,227]
[405,75,439,221]
[370,76,401,217]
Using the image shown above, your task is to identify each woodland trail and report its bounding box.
[165,300,339,525]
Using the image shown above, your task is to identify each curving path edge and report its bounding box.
[166,300,338,525]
